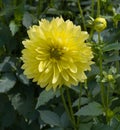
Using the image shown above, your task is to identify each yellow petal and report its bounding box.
[61,71,69,81]
[38,61,44,72]
[69,64,77,73]
[52,65,59,84]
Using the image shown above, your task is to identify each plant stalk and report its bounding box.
[60,88,77,129]
[97,0,100,17]
[77,0,86,31]
[77,83,82,128]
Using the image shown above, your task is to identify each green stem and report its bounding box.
[106,84,110,110]
[66,88,77,130]
[91,0,95,17]
[13,0,17,6]
[98,33,105,108]
[77,0,86,31]
[97,0,109,123]
[0,0,3,9]
[97,0,100,17]
[77,83,82,128]
[98,33,109,123]
[89,0,95,41]
[106,82,111,124]
[106,82,114,125]
[89,29,94,41]
[60,88,76,129]
[115,42,119,72]
[37,0,41,18]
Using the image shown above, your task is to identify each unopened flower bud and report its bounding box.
[107,74,114,81]
[94,17,107,32]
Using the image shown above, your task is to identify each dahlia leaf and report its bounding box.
[75,102,103,116]
[9,21,19,36]
[36,90,55,108]
[0,73,16,93]
[79,122,93,130]
[11,86,35,118]
[104,55,120,64]
[103,43,120,52]
[60,112,70,128]
[22,12,33,28]
[0,94,16,127]
[72,97,89,107]
[92,124,113,130]
[39,110,60,126]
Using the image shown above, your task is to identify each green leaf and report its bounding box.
[39,110,60,126]
[0,73,16,93]
[18,73,29,85]
[114,14,120,21]
[72,97,89,107]
[103,43,120,52]
[0,6,15,17]
[0,23,11,47]
[92,124,113,130]
[9,21,19,36]
[46,8,61,15]
[75,102,103,116]
[0,57,11,72]
[79,122,92,130]
[111,118,120,130]
[36,89,55,108]
[70,86,80,93]
[0,56,17,72]
[14,0,26,22]
[0,94,16,127]
[113,14,120,26]
[11,87,35,118]
[22,12,33,28]
[87,65,99,77]
[104,55,120,64]
[60,112,70,128]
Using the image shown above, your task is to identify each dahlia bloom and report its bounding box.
[21,17,93,90]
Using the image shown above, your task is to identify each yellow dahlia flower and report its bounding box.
[21,17,93,91]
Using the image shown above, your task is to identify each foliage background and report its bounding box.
[0,0,120,130]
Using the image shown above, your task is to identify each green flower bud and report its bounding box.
[107,74,114,81]
[106,109,114,119]
[94,17,107,32]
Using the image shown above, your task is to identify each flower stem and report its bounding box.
[66,88,77,129]
[13,0,17,6]
[77,0,86,31]
[60,88,77,129]
[98,33,105,107]
[115,42,119,73]
[98,32,109,123]
[37,0,41,18]
[106,82,110,124]
[91,0,95,17]
[97,0,100,17]
[77,83,82,128]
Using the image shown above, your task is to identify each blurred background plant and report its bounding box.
[0,0,120,130]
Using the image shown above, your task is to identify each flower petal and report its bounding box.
[52,65,59,84]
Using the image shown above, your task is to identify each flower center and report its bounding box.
[50,47,64,60]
